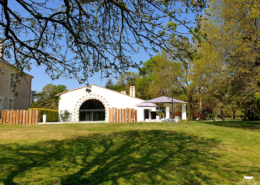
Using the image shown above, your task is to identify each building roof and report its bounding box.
[0,58,11,66]
[145,96,187,104]
[135,102,158,107]
[0,58,34,78]
[56,84,147,101]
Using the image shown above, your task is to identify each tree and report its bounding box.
[42,84,57,99]
[31,84,68,109]
[137,55,160,99]
[200,0,260,119]
[0,0,206,87]
[141,49,199,119]
[30,90,37,104]
[105,79,114,89]
[113,72,139,95]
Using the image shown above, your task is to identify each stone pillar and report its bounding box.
[182,104,187,120]
[166,107,170,119]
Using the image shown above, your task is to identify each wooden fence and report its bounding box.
[1,110,39,124]
[194,112,205,119]
[109,107,137,123]
[172,112,204,119]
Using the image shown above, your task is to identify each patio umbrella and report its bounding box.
[135,102,158,107]
[144,96,186,120]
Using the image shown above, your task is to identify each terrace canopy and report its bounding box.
[135,102,158,107]
[144,96,187,120]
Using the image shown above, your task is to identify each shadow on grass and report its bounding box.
[0,130,252,185]
[200,121,260,129]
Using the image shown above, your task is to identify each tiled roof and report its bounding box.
[0,58,34,78]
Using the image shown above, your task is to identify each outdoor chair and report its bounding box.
[166,118,176,122]
[160,118,166,122]
[174,116,180,122]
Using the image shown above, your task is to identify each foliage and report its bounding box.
[28,108,58,122]
[31,83,68,110]
[156,111,164,118]
[60,110,72,122]
[205,0,260,98]
[0,0,206,87]
[189,0,260,119]
[105,79,114,89]
[105,72,139,96]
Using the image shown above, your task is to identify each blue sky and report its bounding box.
[6,0,198,92]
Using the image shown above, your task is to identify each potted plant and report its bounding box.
[60,110,72,122]
[156,111,164,120]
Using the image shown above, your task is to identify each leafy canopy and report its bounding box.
[0,0,206,85]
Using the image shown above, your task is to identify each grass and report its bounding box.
[0,122,260,185]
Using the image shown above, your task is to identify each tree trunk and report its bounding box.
[198,88,202,120]
[232,109,236,119]
[220,109,224,118]
[190,103,194,119]
[244,102,247,120]
[219,99,224,118]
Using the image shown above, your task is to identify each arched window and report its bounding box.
[79,100,105,121]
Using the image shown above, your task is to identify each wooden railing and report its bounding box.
[1,110,39,124]
[109,108,137,123]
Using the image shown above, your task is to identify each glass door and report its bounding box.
[93,111,105,121]
[85,111,92,121]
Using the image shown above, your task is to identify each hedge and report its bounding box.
[28,108,58,122]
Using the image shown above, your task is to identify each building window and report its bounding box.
[9,99,13,110]
[10,74,14,87]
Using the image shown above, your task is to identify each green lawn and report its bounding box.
[0,122,259,185]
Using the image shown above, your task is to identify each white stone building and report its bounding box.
[57,84,157,122]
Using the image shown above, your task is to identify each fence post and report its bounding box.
[4,110,7,124]
[109,108,111,123]
[13,110,16,124]
[15,110,19,124]
[18,110,22,124]
[33,110,36,124]
[36,110,39,124]
[131,108,134,122]
[112,107,114,123]
[115,108,117,123]
[118,109,121,123]
[135,110,137,122]
[22,110,26,124]
[6,110,8,124]
[10,110,12,124]
[122,109,124,122]
[26,110,29,124]
[1,110,3,124]
[126,108,128,122]
[129,109,132,123]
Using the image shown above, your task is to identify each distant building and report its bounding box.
[57,84,157,122]
[0,47,33,112]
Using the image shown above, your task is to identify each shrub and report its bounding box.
[179,119,186,123]
[156,111,164,119]
[60,110,72,122]
[28,108,58,122]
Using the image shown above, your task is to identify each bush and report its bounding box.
[60,110,72,122]
[28,108,58,122]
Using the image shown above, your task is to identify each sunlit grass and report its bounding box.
[0,122,259,185]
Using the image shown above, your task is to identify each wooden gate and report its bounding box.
[1,110,39,124]
[109,107,137,123]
